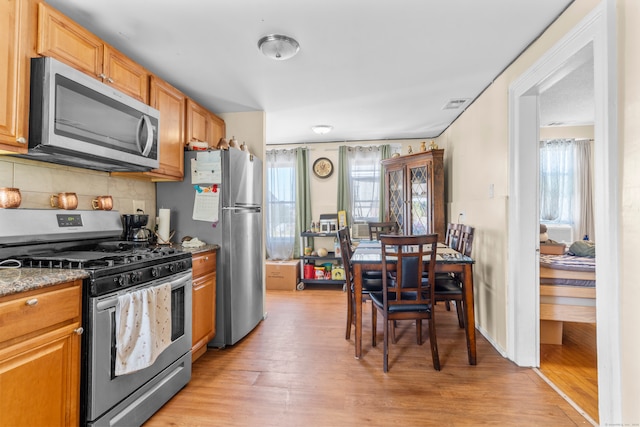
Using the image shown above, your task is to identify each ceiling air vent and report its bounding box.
[442,98,470,110]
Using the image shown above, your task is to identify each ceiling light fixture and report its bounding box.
[258,34,300,60]
[311,125,333,135]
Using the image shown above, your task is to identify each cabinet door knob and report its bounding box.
[16,137,27,144]
[74,327,84,335]
[98,73,107,79]
[25,298,38,306]
[106,77,114,83]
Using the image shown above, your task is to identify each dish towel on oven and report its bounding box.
[115,283,172,376]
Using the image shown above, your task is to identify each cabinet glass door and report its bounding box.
[409,163,431,235]
[387,169,405,232]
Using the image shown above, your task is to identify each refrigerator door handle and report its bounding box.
[222,206,261,212]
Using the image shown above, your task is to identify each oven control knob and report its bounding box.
[168,263,176,273]
[151,267,159,277]
[116,275,126,287]
[130,272,140,283]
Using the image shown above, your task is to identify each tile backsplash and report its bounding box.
[0,156,156,226]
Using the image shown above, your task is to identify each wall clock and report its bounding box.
[312,157,333,178]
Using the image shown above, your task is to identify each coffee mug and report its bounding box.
[92,195,113,211]
[50,192,78,210]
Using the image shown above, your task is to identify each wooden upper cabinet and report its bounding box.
[209,113,226,148]
[37,3,149,103]
[148,76,186,180]
[0,0,36,152]
[186,99,225,148]
[186,99,209,144]
[103,46,149,103]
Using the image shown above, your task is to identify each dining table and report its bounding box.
[351,240,477,365]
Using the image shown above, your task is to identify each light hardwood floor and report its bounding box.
[540,322,599,423]
[146,287,592,426]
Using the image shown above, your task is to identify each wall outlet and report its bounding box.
[458,211,465,222]
[133,200,145,213]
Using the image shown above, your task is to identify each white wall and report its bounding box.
[267,139,427,224]
[219,111,266,162]
[438,0,638,422]
[618,0,640,421]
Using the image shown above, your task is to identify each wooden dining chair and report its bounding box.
[367,221,399,240]
[457,225,475,256]
[445,222,463,249]
[338,227,383,340]
[435,225,475,328]
[370,234,440,372]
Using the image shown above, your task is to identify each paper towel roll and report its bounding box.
[158,209,171,243]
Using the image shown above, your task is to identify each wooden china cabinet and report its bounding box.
[381,149,445,240]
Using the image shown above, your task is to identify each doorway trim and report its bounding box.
[507,0,620,422]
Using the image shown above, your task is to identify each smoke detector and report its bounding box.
[442,98,470,110]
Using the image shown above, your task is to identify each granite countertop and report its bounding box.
[179,244,220,254]
[0,268,89,298]
[0,244,220,299]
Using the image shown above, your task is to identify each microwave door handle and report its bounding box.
[136,114,154,157]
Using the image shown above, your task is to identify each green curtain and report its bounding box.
[295,148,311,257]
[379,144,391,221]
[337,146,351,225]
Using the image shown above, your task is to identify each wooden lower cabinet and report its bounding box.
[191,249,217,362]
[0,280,82,427]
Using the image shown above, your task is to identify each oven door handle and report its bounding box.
[96,272,191,311]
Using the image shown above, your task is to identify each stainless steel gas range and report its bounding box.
[0,209,192,427]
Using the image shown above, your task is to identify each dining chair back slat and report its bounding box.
[368,221,399,240]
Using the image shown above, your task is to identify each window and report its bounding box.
[346,147,384,223]
[539,138,594,241]
[539,139,575,225]
[266,150,297,260]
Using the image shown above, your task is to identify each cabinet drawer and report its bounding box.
[192,250,216,278]
[0,283,81,345]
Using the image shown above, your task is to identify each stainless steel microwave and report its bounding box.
[24,57,160,172]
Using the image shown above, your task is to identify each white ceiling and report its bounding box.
[45,0,581,145]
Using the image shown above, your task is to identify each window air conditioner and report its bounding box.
[351,223,370,240]
[545,224,574,243]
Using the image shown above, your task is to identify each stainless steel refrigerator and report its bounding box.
[156,149,263,347]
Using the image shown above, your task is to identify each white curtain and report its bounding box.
[540,138,595,241]
[345,146,384,223]
[265,149,297,260]
[574,140,595,240]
